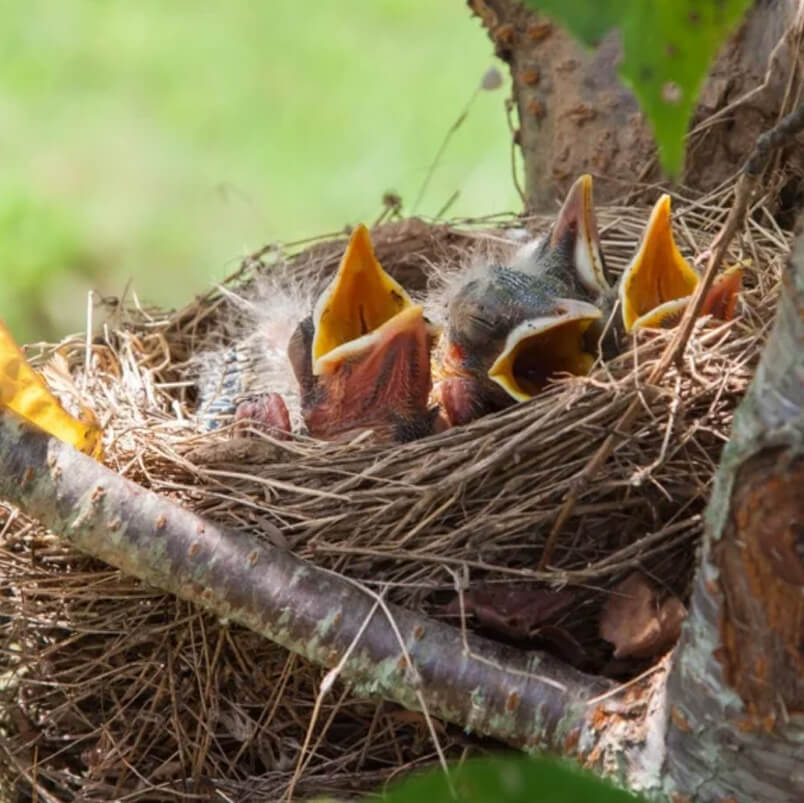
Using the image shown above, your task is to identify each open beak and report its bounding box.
[304,303,437,441]
[312,224,415,375]
[550,173,611,297]
[619,195,701,333]
[487,298,603,401]
[299,225,438,441]
[620,196,743,332]
[699,265,743,321]
[338,304,432,397]
[626,265,744,329]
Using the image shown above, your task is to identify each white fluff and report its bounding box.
[510,235,550,274]
[194,265,314,430]
[422,229,547,329]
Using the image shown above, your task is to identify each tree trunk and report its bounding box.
[659,220,804,800]
[469,0,803,212]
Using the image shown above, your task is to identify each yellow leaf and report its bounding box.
[0,318,103,460]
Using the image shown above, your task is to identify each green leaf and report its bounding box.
[522,0,751,176]
[379,755,645,802]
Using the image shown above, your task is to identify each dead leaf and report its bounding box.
[0,318,103,459]
[600,572,686,659]
[448,584,576,642]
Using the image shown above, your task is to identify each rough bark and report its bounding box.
[660,219,804,801]
[0,409,613,754]
[469,0,803,211]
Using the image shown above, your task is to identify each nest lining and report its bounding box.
[0,181,791,800]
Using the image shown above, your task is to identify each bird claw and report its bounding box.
[234,393,292,440]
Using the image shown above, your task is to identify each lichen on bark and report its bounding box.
[662,221,804,801]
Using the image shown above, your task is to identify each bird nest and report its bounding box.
[0,182,791,801]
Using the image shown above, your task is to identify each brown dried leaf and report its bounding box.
[600,572,686,659]
[450,585,576,641]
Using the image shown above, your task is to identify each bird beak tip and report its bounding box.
[488,302,602,400]
[620,194,699,334]
[550,173,610,296]
[312,224,414,368]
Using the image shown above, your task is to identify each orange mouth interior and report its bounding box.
[312,224,413,375]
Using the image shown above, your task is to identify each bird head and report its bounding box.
[444,267,603,401]
[289,224,439,442]
[440,174,610,419]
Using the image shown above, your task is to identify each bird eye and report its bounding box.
[467,311,494,331]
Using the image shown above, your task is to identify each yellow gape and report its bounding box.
[620,195,700,333]
[312,224,414,375]
[488,299,602,402]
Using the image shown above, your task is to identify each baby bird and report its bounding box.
[434,178,742,428]
[286,224,440,441]
[436,174,615,426]
[197,183,741,441]
[197,225,440,443]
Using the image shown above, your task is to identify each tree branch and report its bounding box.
[0,408,613,754]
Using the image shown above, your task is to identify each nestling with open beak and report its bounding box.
[435,174,615,426]
[197,225,440,443]
[287,224,441,441]
[619,194,743,333]
[434,179,742,429]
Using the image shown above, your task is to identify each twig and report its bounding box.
[585,657,669,707]
[505,97,527,207]
[322,568,454,790]
[672,101,804,362]
[539,102,804,570]
[83,290,93,394]
[687,8,801,138]
[435,190,461,220]
[412,88,479,215]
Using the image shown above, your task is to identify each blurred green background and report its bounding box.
[2,0,519,342]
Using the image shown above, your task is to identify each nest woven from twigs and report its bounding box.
[0,178,791,800]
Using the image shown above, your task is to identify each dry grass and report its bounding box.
[0,176,793,801]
